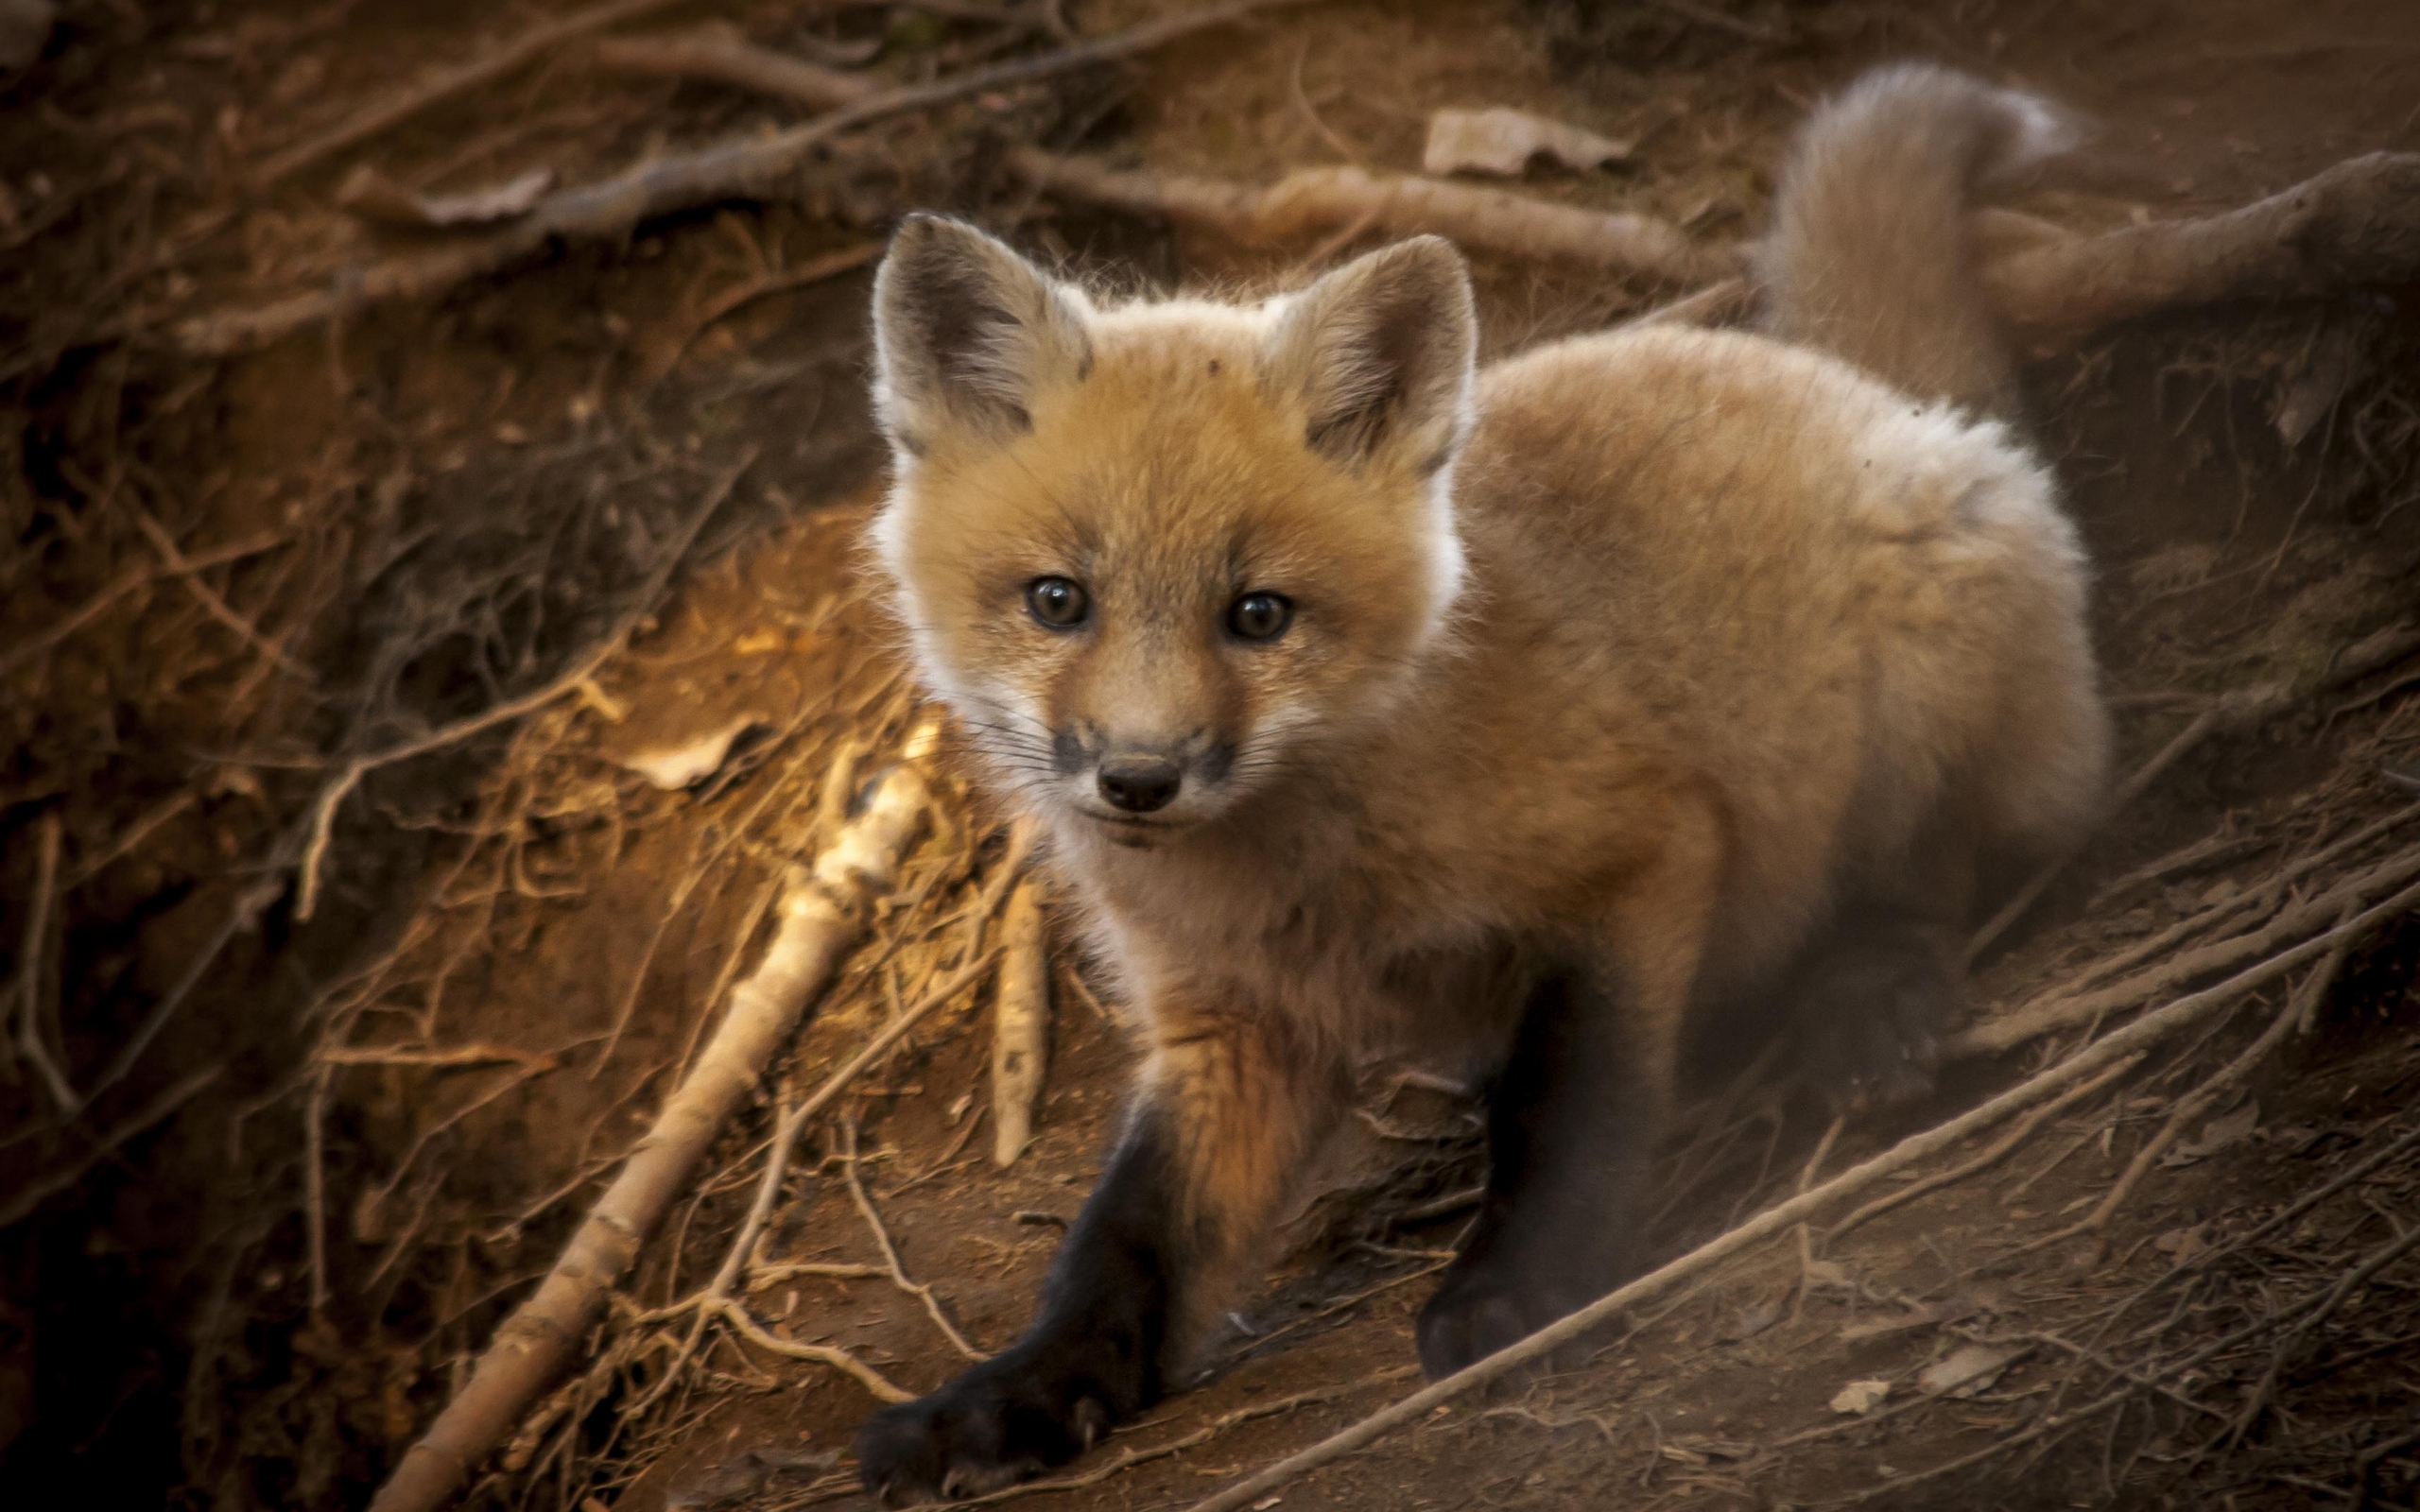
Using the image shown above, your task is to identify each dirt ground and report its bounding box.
[4,2,2420,1511]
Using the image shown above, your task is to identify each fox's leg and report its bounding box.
[1785,812,1978,1112]
[856,992,1343,1503]
[1416,806,1720,1379]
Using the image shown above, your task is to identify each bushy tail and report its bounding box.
[1757,63,2070,415]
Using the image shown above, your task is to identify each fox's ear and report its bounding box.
[872,214,1092,456]
[1263,236,1477,474]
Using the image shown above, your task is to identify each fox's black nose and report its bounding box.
[1098,754,1182,813]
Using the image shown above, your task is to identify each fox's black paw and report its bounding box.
[1790,936,1956,1113]
[1416,1258,1606,1380]
[855,1355,1114,1504]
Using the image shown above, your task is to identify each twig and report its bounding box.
[2077,917,2358,1239]
[79,877,283,1111]
[1824,1055,2139,1245]
[366,730,936,1512]
[182,0,1312,354]
[117,490,314,681]
[841,1115,986,1360]
[253,0,698,185]
[1956,841,2420,1057]
[10,813,74,1110]
[1176,885,2420,1512]
[990,881,1050,1166]
[66,790,198,888]
[293,450,751,919]
[0,1063,225,1228]
[0,530,290,679]
[711,1297,914,1402]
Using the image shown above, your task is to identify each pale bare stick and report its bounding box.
[991,880,1050,1166]
[11,813,73,1111]
[366,731,937,1512]
[1006,149,1725,284]
[841,1114,987,1360]
[293,450,750,920]
[182,0,1311,355]
[1177,878,2420,1512]
[253,0,697,185]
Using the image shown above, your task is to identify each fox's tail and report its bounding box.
[1757,63,2071,415]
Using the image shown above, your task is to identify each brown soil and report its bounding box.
[4,3,2419,1512]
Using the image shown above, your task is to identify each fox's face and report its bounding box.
[866,216,1477,841]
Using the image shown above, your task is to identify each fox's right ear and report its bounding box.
[871,214,1092,457]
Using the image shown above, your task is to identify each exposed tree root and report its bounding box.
[366,730,937,1512]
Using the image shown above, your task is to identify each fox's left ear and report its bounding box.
[872,214,1093,457]
[1263,236,1477,475]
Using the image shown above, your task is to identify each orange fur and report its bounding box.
[862,66,2109,1359]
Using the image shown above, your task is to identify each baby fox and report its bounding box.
[854,62,2106,1501]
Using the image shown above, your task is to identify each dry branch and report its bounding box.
[180,0,1305,355]
[590,29,1720,284]
[253,0,696,186]
[1986,152,2420,339]
[990,882,1049,1167]
[366,730,937,1512]
[603,29,2420,343]
[1177,877,2420,1512]
[1006,149,1724,283]
[1958,841,2420,1058]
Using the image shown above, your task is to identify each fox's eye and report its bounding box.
[1227,592,1292,642]
[1026,576,1089,628]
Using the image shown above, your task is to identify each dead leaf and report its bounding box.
[337,164,556,230]
[2162,1098,2258,1167]
[1919,1343,2020,1398]
[1720,1297,1782,1342]
[1829,1378,1892,1415]
[2153,1223,2210,1263]
[1422,106,1632,178]
[616,714,766,790]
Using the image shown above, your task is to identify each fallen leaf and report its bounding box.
[1422,106,1632,178]
[2162,1098,2259,1167]
[1829,1378,1892,1415]
[2153,1223,2209,1263]
[1919,1343,2020,1398]
[337,164,556,230]
[617,714,766,790]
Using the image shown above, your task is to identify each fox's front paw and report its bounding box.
[1415,1261,1600,1381]
[855,1351,1115,1504]
[1791,937,1955,1113]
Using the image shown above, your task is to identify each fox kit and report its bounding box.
[854,63,2107,1500]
